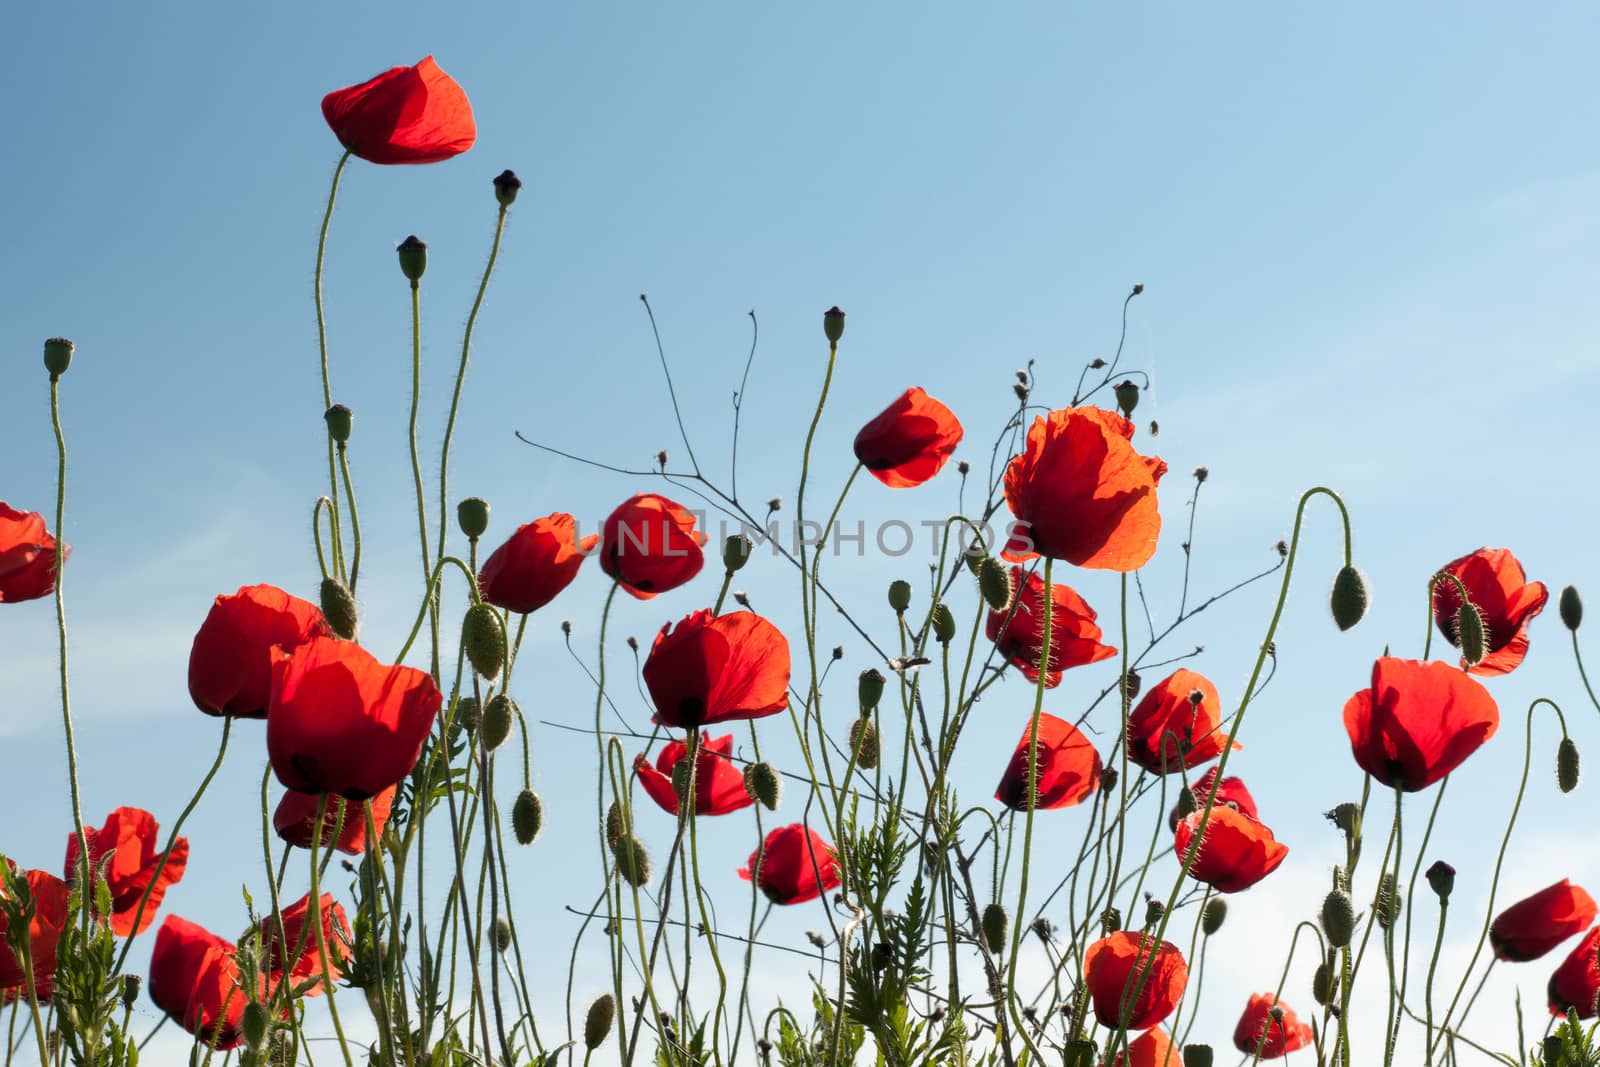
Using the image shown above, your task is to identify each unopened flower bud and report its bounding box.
[1099,908,1121,936]
[492,169,522,206]
[243,1000,270,1049]
[492,916,512,952]
[613,834,651,887]
[1375,873,1401,929]
[1559,737,1582,794]
[584,993,615,1049]
[462,602,505,679]
[1561,585,1583,631]
[324,403,354,444]
[670,759,692,802]
[1180,1046,1212,1067]
[1100,766,1120,794]
[888,579,912,614]
[1326,803,1362,839]
[457,497,490,539]
[981,903,1009,952]
[1544,1035,1565,1062]
[848,719,880,770]
[744,761,781,811]
[481,694,516,753]
[397,235,428,282]
[1321,888,1356,947]
[931,603,956,643]
[823,306,845,344]
[42,337,74,377]
[978,557,1012,612]
[1121,669,1142,702]
[1202,897,1227,935]
[121,974,141,1010]
[605,801,623,850]
[858,668,885,714]
[1330,565,1368,631]
[319,578,359,640]
[1114,380,1140,417]
[1174,786,1198,824]
[723,535,752,573]
[456,696,481,732]
[1426,860,1456,902]
[1312,958,1337,1005]
[1456,601,1488,668]
[511,789,543,845]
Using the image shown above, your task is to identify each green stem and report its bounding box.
[337,443,362,590]
[314,152,351,576]
[307,795,356,1067]
[48,373,91,919]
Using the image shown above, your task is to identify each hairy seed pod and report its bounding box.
[744,761,781,811]
[978,556,1012,612]
[455,696,481,733]
[1559,737,1582,794]
[1202,897,1227,936]
[319,578,359,639]
[848,719,880,770]
[1330,565,1368,632]
[613,834,651,888]
[584,993,615,1049]
[1326,802,1362,840]
[462,603,506,679]
[1456,601,1487,667]
[605,802,623,851]
[1561,585,1583,631]
[931,603,957,643]
[480,694,515,753]
[242,1001,270,1049]
[888,579,912,614]
[1312,960,1336,1005]
[1321,889,1356,947]
[511,789,543,845]
[1375,873,1401,930]
[980,903,1009,953]
[492,916,512,952]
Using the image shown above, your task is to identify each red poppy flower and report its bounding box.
[261,892,351,997]
[985,566,1116,688]
[1128,669,1239,776]
[1492,880,1599,962]
[1083,930,1188,1031]
[994,712,1102,811]
[321,56,476,165]
[634,732,755,817]
[852,387,964,488]
[1432,547,1549,676]
[642,609,791,728]
[1001,407,1167,570]
[1342,657,1499,792]
[274,786,395,856]
[1232,993,1314,1058]
[266,637,442,799]
[0,502,67,604]
[738,824,841,906]
[0,868,70,1000]
[189,584,331,718]
[1104,1028,1179,1067]
[478,513,598,614]
[1167,768,1258,832]
[1549,926,1600,1017]
[599,493,707,600]
[1174,806,1288,893]
[147,916,249,1049]
[65,807,188,936]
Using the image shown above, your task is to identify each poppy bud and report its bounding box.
[723,534,753,573]
[584,993,615,1049]
[1174,786,1198,824]
[1100,766,1120,793]
[243,1001,270,1049]
[981,903,1009,952]
[744,761,781,811]
[481,694,515,753]
[1426,860,1455,902]
[1375,873,1401,929]
[319,577,359,639]
[492,169,522,207]
[1559,737,1581,794]
[397,235,428,282]
[670,759,692,801]
[1321,888,1356,947]
[1202,897,1227,935]
[823,306,845,344]
[1114,380,1140,417]
[1456,601,1488,668]
[456,696,481,732]
[1100,907,1122,936]
[462,602,505,679]
[858,669,886,714]
[931,603,957,643]
[1312,959,1337,1005]
[1063,1041,1096,1067]
[848,719,880,770]
[1181,1047,1213,1067]
[1326,802,1362,840]
[511,789,543,844]
[492,916,512,952]
[121,974,141,1010]
[1544,1036,1565,1061]
[457,497,490,539]
[1330,566,1368,631]
[1561,585,1583,631]
[978,556,1012,612]
[1144,897,1165,928]
[324,403,354,443]
[613,834,651,888]
[43,337,74,377]
[888,579,912,614]
[1121,669,1142,702]
[605,802,623,850]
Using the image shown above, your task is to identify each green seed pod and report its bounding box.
[319,577,359,639]
[457,497,490,539]
[1202,897,1227,936]
[584,993,615,1050]
[723,534,753,573]
[462,602,505,679]
[1559,737,1582,794]
[978,556,1012,612]
[1330,565,1368,631]
[1312,959,1336,1005]
[324,403,354,444]
[823,305,845,344]
[492,916,512,952]
[242,1000,270,1049]
[1426,860,1456,902]
[455,696,481,733]
[1062,1040,1097,1067]
[481,694,516,753]
[670,759,692,802]
[613,834,651,888]
[848,719,880,770]
[1544,1035,1565,1062]
[42,337,74,377]
[931,603,957,643]
[397,235,428,282]
[605,802,623,850]
[511,789,543,845]
[979,903,1009,953]
[1456,601,1487,668]
[1181,1046,1214,1067]
[1114,379,1140,417]
[1174,786,1198,825]
[1321,888,1356,947]
[1375,873,1401,930]
[743,761,781,811]
[858,669,886,714]
[888,579,912,614]
[963,547,985,577]
[492,169,522,207]
[1561,585,1583,632]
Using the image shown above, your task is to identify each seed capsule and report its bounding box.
[1330,565,1368,631]
[1456,601,1487,667]
[1321,888,1356,947]
[319,578,359,639]
[980,903,1009,953]
[462,602,505,679]
[978,556,1012,612]
[481,694,515,753]
[1559,737,1582,794]
[511,789,543,845]
[584,993,615,1049]
[1202,897,1227,936]
[1561,585,1583,631]
[744,761,781,811]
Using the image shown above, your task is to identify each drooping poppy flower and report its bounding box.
[1083,930,1188,1031]
[994,712,1102,811]
[1106,1028,1178,1067]
[321,56,476,165]
[0,502,67,604]
[1342,657,1499,793]
[260,892,351,997]
[1548,926,1600,1017]
[1127,669,1238,776]
[1001,407,1167,570]
[634,733,755,817]
[985,566,1116,688]
[1174,806,1289,893]
[1167,767,1258,832]
[738,824,841,906]
[1492,880,1599,962]
[852,387,965,488]
[266,637,442,799]
[0,868,70,1000]
[599,493,707,600]
[65,806,188,936]
[274,786,394,856]
[1431,547,1549,677]
[147,916,249,1049]
[642,609,791,729]
[1232,993,1314,1058]
[478,513,598,614]
[189,584,331,718]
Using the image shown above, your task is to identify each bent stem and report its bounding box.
[314,151,351,574]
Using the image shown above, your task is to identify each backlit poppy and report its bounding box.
[65,806,188,936]
[1432,547,1549,676]
[322,56,476,165]
[642,609,791,728]
[1128,669,1238,776]
[0,868,70,1000]
[634,732,754,817]
[1001,407,1166,570]
[274,787,394,856]
[985,565,1115,688]
[1342,658,1499,792]
[478,513,599,614]
[994,711,1102,811]
[1492,880,1598,962]
[1232,993,1314,1058]
[1107,1028,1178,1067]
[0,502,67,604]
[266,637,442,799]
[1167,768,1257,832]
[1548,926,1600,1017]
[1083,930,1188,1031]
[599,493,706,600]
[738,824,841,906]
[147,916,249,1049]
[261,892,351,996]
[189,584,331,718]
[853,387,964,488]
[1174,806,1288,893]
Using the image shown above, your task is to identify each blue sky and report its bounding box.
[3,2,1599,1061]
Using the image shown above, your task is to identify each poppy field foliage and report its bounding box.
[7,54,1600,1067]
